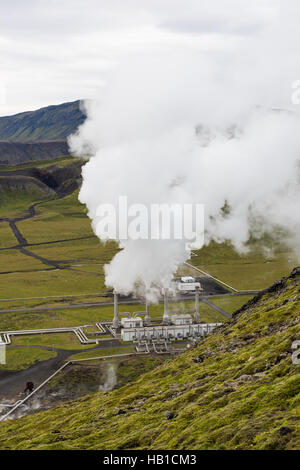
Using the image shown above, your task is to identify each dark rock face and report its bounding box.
[192,355,205,363]
[164,410,174,420]
[0,174,56,197]
[278,426,292,436]
[0,140,70,165]
[27,161,83,195]
[113,409,126,416]
[0,160,83,198]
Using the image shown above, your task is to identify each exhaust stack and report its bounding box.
[113,291,119,329]
[144,300,151,326]
[194,286,200,323]
[163,289,170,324]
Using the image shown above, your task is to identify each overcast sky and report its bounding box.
[0,0,298,116]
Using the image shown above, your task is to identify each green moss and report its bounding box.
[11,333,96,351]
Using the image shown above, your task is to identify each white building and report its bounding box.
[171,314,193,325]
[120,316,143,329]
[121,323,221,342]
[175,276,202,294]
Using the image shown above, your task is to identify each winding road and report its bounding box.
[0,195,106,276]
[1,199,70,268]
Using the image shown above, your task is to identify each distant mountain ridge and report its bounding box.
[0,100,86,164]
[0,100,86,141]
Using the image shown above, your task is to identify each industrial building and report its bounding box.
[173,276,203,294]
[121,321,220,342]
[112,287,221,349]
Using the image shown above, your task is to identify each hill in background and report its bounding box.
[0,101,86,165]
[0,101,85,142]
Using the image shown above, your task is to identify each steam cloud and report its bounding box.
[99,363,117,393]
[69,3,300,300]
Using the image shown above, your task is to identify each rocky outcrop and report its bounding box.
[0,175,55,197]
[0,160,83,197]
[0,140,70,165]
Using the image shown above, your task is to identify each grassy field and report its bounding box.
[0,250,46,273]
[191,241,298,290]
[0,294,110,311]
[0,223,17,249]
[17,191,94,243]
[0,185,53,219]
[211,295,253,314]
[11,333,98,351]
[0,269,106,299]
[69,345,136,361]
[0,300,226,332]
[0,156,77,172]
[0,348,57,371]
[29,238,118,266]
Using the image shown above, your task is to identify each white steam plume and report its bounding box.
[69,4,300,300]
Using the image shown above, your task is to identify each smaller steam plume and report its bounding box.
[99,363,117,393]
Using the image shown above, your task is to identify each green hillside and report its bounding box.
[0,100,85,141]
[0,268,299,450]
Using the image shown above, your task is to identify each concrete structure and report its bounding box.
[144,300,151,326]
[176,276,202,294]
[112,291,120,329]
[0,336,5,365]
[162,289,171,324]
[194,286,200,323]
[115,287,222,345]
[121,316,143,329]
[121,323,221,342]
[171,314,193,326]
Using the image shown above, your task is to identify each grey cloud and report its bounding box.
[0,0,288,116]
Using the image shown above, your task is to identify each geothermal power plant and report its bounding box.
[0,274,225,423]
[0,281,222,356]
[112,287,221,353]
[1,274,230,369]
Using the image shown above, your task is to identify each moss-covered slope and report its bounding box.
[0,268,299,450]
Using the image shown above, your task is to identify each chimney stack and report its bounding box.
[194,286,200,323]
[144,299,151,326]
[113,291,119,329]
[163,288,170,324]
